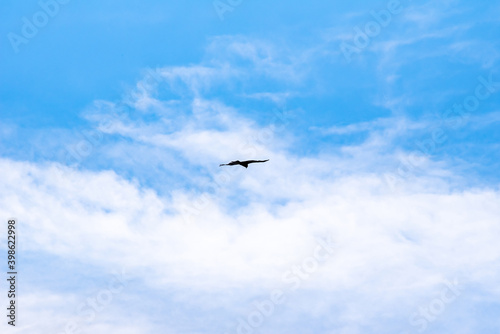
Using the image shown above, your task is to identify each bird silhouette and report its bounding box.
[219,159,269,168]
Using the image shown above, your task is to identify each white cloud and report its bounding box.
[1,96,500,331]
[2,32,500,333]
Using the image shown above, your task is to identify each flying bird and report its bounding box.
[219,159,269,168]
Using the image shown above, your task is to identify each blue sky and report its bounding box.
[1,0,500,333]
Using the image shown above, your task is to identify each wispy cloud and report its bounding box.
[2,63,500,332]
[2,3,500,332]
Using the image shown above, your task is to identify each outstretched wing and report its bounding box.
[243,159,269,164]
[219,159,268,168]
[219,160,241,167]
